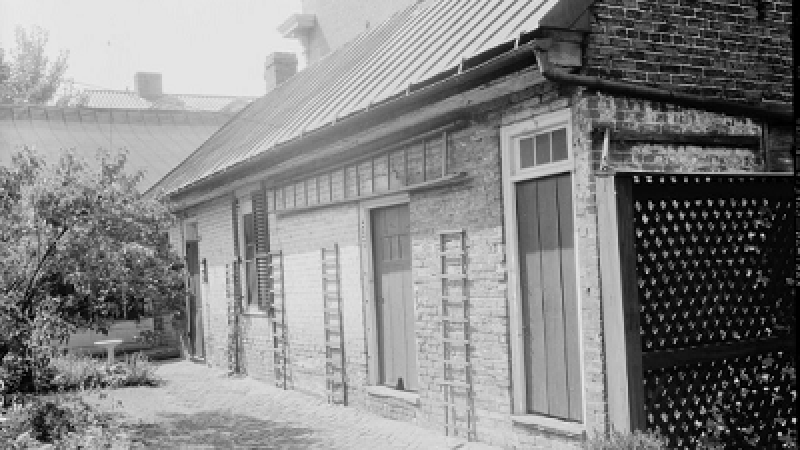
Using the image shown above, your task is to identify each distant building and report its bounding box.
[0,72,254,190]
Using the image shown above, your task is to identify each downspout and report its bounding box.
[531,45,793,126]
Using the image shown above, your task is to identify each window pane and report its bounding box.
[519,137,535,168]
[551,128,568,162]
[535,133,550,165]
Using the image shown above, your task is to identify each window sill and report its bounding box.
[512,414,584,437]
[241,308,270,317]
[365,386,420,406]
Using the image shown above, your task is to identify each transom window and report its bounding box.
[518,128,569,168]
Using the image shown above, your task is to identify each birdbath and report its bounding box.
[94,339,123,365]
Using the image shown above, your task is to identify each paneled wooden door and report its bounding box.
[372,204,417,390]
[185,241,205,359]
[516,173,582,421]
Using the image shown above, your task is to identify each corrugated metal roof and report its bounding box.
[81,90,254,113]
[155,0,558,195]
[0,106,232,190]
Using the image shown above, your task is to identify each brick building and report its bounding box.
[152,0,794,448]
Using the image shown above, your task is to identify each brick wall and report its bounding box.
[269,203,367,401]
[587,0,793,103]
[191,196,235,369]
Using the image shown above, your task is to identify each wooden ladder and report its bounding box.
[437,229,474,440]
[269,250,288,389]
[322,244,347,405]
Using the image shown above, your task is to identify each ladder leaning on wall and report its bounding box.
[437,229,475,440]
[322,243,347,405]
[269,250,288,389]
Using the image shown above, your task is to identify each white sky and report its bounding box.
[0,0,303,97]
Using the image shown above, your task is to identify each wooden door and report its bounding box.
[372,204,416,390]
[185,241,205,359]
[516,173,581,420]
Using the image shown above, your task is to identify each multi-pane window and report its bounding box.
[518,128,568,169]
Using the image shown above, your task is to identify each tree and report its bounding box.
[0,26,69,105]
[0,148,185,390]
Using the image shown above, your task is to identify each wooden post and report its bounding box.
[597,174,645,432]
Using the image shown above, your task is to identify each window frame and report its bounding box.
[500,108,586,428]
[237,197,259,312]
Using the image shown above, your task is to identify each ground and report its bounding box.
[83,360,501,449]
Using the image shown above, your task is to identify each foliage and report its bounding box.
[49,353,161,391]
[698,362,797,449]
[582,429,668,450]
[0,394,131,448]
[0,26,70,105]
[0,147,185,393]
[133,329,170,348]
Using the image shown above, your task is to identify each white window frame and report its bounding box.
[237,194,259,313]
[500,108,586,431]
[358,192,416,388]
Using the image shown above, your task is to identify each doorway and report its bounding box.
[371,203,417,390]
[185,240,205,359]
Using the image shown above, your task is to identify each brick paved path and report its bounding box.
[84,360,501,449]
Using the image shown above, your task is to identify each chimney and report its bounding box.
[134,72,163,100]
[264,52,297,93]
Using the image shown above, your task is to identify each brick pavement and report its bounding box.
[83,360,502,449]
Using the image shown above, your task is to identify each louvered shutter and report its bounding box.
[231,198,242,306]
[252,189,271,311]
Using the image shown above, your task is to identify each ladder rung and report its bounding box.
[437,316,468,323]
[440,380,471,388]
[439,251,465,257]
[322,274,339,280]
[442,360,470,368]
[324,307,341,314]
[438,229,464,235]
[438,274,466,280]
[325,325,342,333]
[441,338,469,345]
[326,357,345,365]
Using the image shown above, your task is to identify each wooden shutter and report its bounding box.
[252,189,271,311]
[231,199,242,304]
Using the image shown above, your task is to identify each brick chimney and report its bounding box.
[264,52,298,93]
[134,72,163,100]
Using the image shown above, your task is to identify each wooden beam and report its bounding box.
[597,174,645,433]
[594,129,761,148]
[642,336,796,371]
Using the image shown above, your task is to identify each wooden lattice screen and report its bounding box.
[599,173,795,449]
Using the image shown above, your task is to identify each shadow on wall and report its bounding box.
[126,411,318,448]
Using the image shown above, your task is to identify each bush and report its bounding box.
[49,352,160,391]
[0,394,131,448]
[583,429,668,450]
[0,353,58,396]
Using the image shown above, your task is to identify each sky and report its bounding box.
[0,0,303,97]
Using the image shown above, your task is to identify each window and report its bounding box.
[501,109,583,423]
[236,190,270,312]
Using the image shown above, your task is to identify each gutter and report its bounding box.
[532,46,794,125]
[168,42,540,200]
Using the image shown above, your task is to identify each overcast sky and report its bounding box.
[0,0,303,97]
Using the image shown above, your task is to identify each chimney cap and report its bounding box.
[278,13,316,38]
[134,72,163,100]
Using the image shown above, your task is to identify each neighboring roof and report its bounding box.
[0,106,233,190]
[78,90,254,113]
[153,0,561,196]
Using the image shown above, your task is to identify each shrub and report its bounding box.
[49,352,161,391]
[0,394,131,448]
[583,429,668,450]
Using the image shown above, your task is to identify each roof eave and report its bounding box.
[166,41,542,201]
